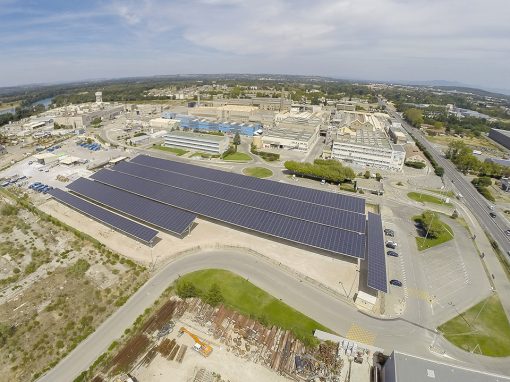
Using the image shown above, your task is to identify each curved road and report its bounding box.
[38,249,510,382]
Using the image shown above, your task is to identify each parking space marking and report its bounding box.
[346,324,376,346]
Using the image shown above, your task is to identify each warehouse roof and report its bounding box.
[387,351,510,382]
[166,130,228,142]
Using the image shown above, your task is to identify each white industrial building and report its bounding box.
[149,118,180,129]
[261,111,323,151]
[332,127,405,171]
[262,128,319,151]
[164,131,230,154]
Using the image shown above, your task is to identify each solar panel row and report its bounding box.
[48,188,158,244]
[366,212,388,293]
[67,177,196,235]
[91,169,366,257]
[130,155,365,214]
[112,160,365,233]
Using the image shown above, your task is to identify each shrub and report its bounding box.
[405,161,426,169]
[176,281,199,298]
[68,259,91,275]
[284,159,355,183]
[0,204,18,216]
[204,283,224,307]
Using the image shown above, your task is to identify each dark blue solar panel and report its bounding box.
[111,161,365,233]
[366,212,387,293]
[67,178,196,235]
[91,169,366,258]
[130,155,365,214]
[48,188,158,244]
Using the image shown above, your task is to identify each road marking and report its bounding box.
[346,324,376,346]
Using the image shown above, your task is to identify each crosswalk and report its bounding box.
[346,323,376,346]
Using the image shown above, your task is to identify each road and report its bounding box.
[385,105,510,259]
[38,249,510,382]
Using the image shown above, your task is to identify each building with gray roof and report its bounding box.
[382,351,510,382]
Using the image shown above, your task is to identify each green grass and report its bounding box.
[176,269,333,345]
[413,213,454,250]
[222,151,251,161]
[190,152,220,159]
[427,189,456,198]
[152,145,188,156]
[438,295,510,356]
[243,167,273,178]
[408,192,452,206]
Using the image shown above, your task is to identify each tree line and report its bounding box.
[284,159,355,183]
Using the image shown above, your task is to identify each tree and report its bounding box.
[176,281,199,298]
[435,166,444,177]
[233,132,241,152]
[364,170,371,179]
[375,172,382,181]
[204,283,224,307]
[403,108,423,127]
[420,211,444,239]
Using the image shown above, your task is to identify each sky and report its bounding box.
[0,0,509,90]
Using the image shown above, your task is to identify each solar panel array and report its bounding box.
[48,188,158,244]
[112,160,365,233]
[66,177,196,235]
[91,168,366,257]
[366,212,387,293]
[130,155,365,214]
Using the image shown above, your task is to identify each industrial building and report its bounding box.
[488,128,510,150]
[261,112,323,151]
[149,118,180,129]
[128,135,150,146]
[161,112,260,136]
[332,128,406,171]
[164,130,230,154]
[381,351,510,382]
[387,122,414,145]
[52,103,123,128]
[208,97,292,112]
[262,128,318,151]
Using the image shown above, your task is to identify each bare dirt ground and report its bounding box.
[40,200,359,298]
[0,192,148,382]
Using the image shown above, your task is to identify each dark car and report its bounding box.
[390,279,402,287]
[386,241,397,249]
[505,230,510,237]
[489,212,497,218]
[387,251,399,257]
[384,229,395,237]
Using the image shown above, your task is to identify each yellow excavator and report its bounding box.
[178,327,213,357]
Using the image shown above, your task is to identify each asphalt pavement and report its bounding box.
[37,249,510,382]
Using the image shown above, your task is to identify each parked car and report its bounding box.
[390,279,403,287]
[387,251,399,257]
[489,212,497,218]
[505,230,510,237]
[386,241,397,249]
[384,228,395,237]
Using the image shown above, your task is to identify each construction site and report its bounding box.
[92,297,374,382]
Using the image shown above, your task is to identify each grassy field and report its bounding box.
[222,151,251,161]
[413,213,454,250]
[176,269,333,345]
[190,152,220,159]
[427,134,503,152]
[152,144,188,156]
[243,167,273,178]
[407,192,452,206]
[438,295,510,356]
[427,189,456,198]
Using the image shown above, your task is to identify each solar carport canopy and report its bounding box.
[366,212,388,293]
[48,188,158,244]
[67,177,196,235]
[111,160,365,233]
[91,169,366,258]
[131,154,365,214]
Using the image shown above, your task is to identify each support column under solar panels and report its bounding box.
[48,188,158,246]
[66,177,196,236]
[366,212,388,293]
